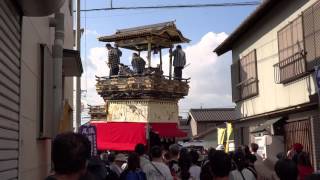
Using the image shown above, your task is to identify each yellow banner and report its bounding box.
[59,101,72,132]
[225,123,233,152]
[217,128,226,145]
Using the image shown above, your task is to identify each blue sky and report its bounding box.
[78,0,258,121]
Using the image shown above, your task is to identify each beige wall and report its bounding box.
[19,1,74,179]
[107,100,179,123]
[197,122,217,134]
[232,0,317,118]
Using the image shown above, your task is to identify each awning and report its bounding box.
[91,122,146,151]
[250,117,282,134]
[63,49,83,77]
[151,123,187,138]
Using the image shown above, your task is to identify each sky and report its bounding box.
[77,0,258,122]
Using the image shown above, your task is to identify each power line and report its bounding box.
[78,1,260,12]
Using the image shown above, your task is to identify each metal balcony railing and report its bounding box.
[274,52,307,84]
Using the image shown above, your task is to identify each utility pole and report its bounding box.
[75,0,81,132]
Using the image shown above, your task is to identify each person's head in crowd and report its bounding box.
[132,52,139,58]
[51,132,91,179]
[169,144,180,160]
[293,143,303,153]
[250,143,259,153]
[276,152,286,160]
[209,150,232,179]
[241,145,251,155]
[208,148,216,157]
[163,151,171,164]
[180,147,189,156]
[114,153,127,167]
[100,152,108,164]
[176,45,182,49]
[150,146,162,160]
[298,152,312,167]
[233,149,247,171]
[85,157,108,180]
[105,43,112,50]
[287,149,295,160]
[108,152,116,163]
[178,151,192,180]
[127,153,141,171]
[135,143,146,156]
[189,150,199,165]
[274,159,298,180]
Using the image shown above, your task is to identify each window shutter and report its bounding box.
[231,60,240,102]
[314,2,320,68]
[303,1,320,71]
[304,5,316,70]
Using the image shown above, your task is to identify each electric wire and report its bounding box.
[78,1,260,12]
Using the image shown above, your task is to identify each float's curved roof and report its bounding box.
[98,21,190,51]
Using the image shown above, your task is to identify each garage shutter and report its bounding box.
[0,0,21,179]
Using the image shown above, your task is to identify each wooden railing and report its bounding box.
[274,52,307,84]
[95,74,190,100]
[96,74,190,83]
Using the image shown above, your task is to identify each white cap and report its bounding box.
[115,153,127,162]
[216,144,225,151]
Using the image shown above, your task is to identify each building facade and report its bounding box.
[215,0,320,170]
[0,0,82,179]
[187,108,237,149]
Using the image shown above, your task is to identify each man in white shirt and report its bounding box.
[143,146,173,180]
[251,143,276,180]
[189,150,201,180]
[135,143,150,169]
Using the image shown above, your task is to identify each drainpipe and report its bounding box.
[75,0,81,132]
[50,13,65,136]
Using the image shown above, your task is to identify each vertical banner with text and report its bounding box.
[79,125,98,157]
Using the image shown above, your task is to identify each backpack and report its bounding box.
[122,170,146,180]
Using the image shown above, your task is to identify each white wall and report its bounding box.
[232,0,317,118]
[107,99,179,123]
[19,1,74,179]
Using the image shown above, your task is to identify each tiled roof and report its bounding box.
[98,21,190,44]
[188,108,238,122]
[214,0,280,55]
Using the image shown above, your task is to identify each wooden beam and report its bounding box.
[147,38,152,67]
[169,47,173,80]
[159,48,162,71]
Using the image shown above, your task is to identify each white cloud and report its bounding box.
[84,29,100,36]
[180,32,235,115]
[81,47,109,107]
[82,32,235,118]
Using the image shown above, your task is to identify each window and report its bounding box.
[275,16,306,84]
[278,16,304,62]
[303,1,320,70]
[231,50,258,102]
